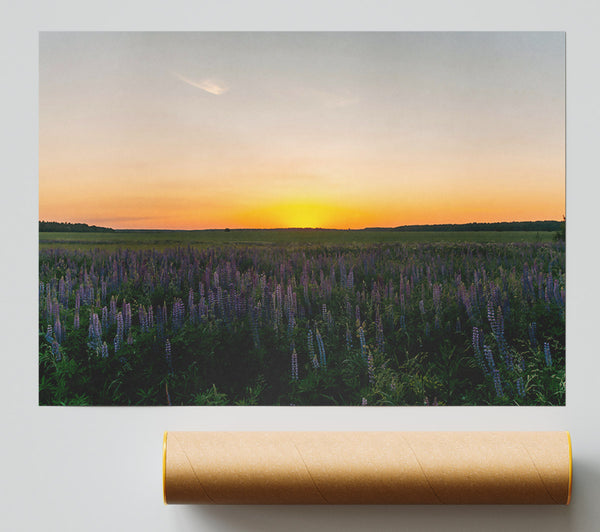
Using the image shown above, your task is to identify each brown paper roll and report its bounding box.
[163,431,572,505]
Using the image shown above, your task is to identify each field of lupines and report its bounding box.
[39,238,565,405]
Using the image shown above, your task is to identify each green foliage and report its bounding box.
[40,229,558,252]
[191,384,229,406]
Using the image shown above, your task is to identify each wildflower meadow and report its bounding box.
[39,233,565,406]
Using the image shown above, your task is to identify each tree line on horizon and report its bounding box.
[39,221,115,233]
[366,220,564,233]
[39,219,564,234]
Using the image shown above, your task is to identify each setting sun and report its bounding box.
[282,203,325,228]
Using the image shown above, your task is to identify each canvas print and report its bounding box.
[39,32,565,406]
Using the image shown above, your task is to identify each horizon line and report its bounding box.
[39,218,565,232]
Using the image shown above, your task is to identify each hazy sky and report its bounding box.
[39,32,565,229]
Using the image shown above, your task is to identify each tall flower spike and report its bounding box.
[367,350,375,384]
[165,339,173,375]
[358,326,367,361]
[543,342,552,367]
[315,328,326,368]
[291,348,299,381]
[308,329,316,367]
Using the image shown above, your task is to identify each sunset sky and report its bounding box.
[39,32,565,230]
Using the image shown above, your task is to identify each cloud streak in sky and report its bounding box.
[174,72,229,95]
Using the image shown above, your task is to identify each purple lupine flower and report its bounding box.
[101,341,109,359]
[315,328,326,368]
[553,279,561,305]
[165,339,173,374]
[207,290,215,314]
[361,397,368,406]
[123,301,132,333]
[172,298,185,330]
[52,316,62,344]
[172,299,179,329]
[109,295,117,326]
[472,327,487,373]
[472,326,480,354]
[358,326,367,361]
[487,300,496,333]
[492,369,503,397]
[528,322,537,347]
[51,298,60,323]
[419,300,425,315]
[87,312,102,351]
[516,377,525,397]
[101,306,108,332]
[308,329,318,368]
[58,277,67,306]
[367,350,375,384]
[114,312,124,353]
[543,342,552,367]
[483,344,496,372]
[291,348,299,381]
[288,303,295,337]
[73,310,80,330]
[188,288,194,314]
[147,305,154,329]
[302,276,309,303]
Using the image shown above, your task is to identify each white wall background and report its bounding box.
[2,1,599,530]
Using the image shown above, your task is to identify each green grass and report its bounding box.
[39,229,556,250]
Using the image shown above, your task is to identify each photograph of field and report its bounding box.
[39,32,565,406]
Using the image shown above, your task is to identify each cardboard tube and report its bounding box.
[163,431,572,505]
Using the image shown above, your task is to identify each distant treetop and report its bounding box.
[364,220,563,232]
[39,221,115,233]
